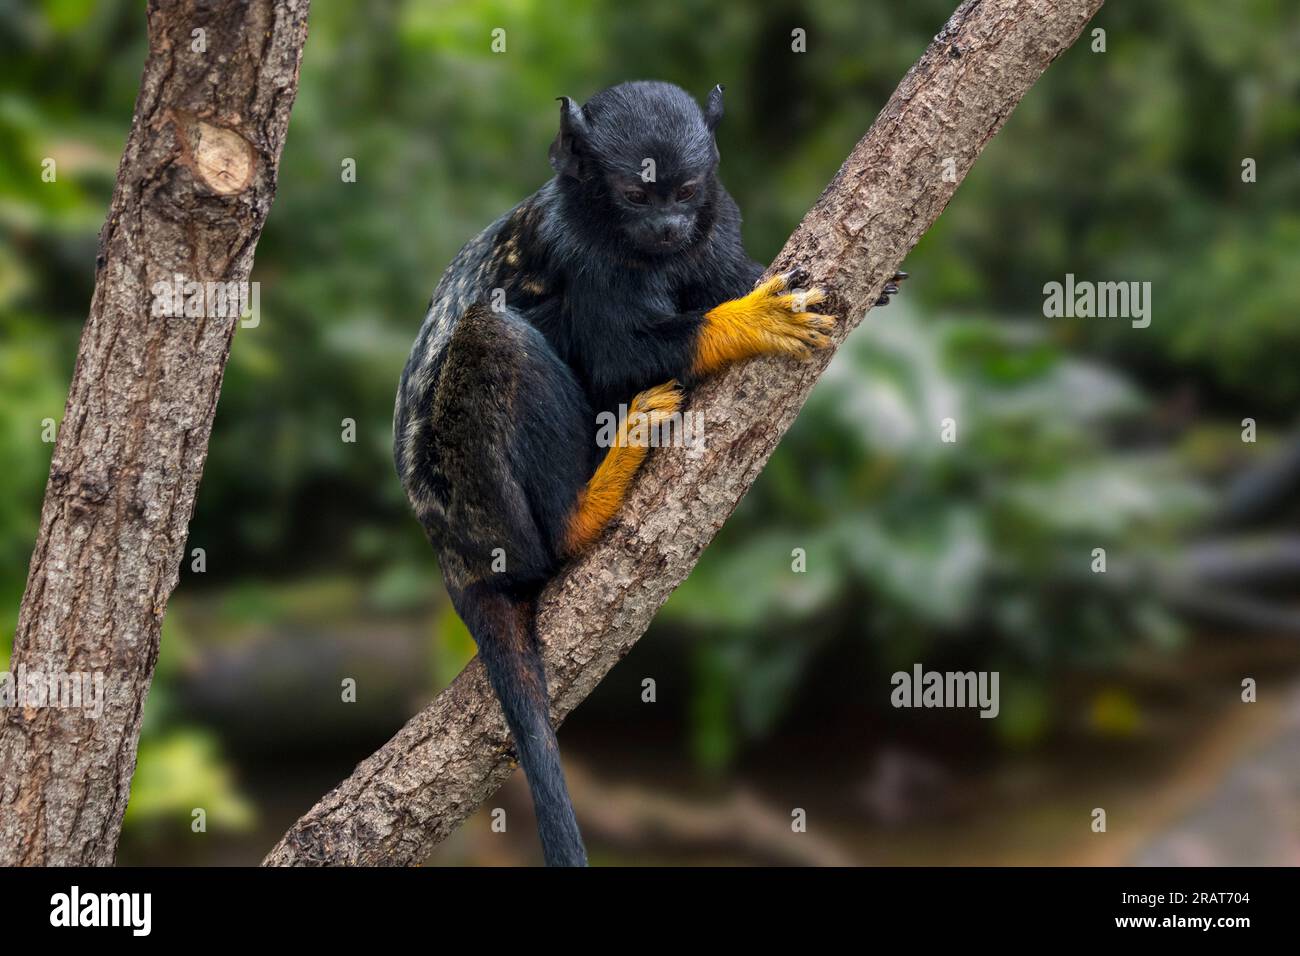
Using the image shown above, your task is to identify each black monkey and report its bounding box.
[394,80,902,866]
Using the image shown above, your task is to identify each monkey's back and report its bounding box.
[393,190,592,592]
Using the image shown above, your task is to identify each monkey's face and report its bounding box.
[605,168,710,256]
[551,81,725,258]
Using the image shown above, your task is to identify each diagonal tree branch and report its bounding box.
[0,0,310,865]
[264,0,1105,866]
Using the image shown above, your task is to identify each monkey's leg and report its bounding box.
[691,267,837,375]
[561,380,683,556]
[411,304,593,865]
[407,303,595,582]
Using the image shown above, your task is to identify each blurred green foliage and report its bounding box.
[2,0,1297,815]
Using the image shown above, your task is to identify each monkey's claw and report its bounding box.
[874,270,910,307]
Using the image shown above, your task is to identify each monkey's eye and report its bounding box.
[675,183,697,202]
[623,187,650,206]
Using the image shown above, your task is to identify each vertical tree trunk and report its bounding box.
[0,0,310,866]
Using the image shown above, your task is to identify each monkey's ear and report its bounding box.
[704,84,725,131]
[549,96,590,179]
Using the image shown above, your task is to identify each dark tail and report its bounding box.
[454,582,587,866]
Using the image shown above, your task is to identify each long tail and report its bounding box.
[453,582,587,866]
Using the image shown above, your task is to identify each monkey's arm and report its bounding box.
[560,380,683,555]
[570,269,834,397]
[557,270,833,556]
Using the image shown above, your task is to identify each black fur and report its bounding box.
[393,81,764,866]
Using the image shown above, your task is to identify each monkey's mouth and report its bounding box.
[632,231,691,256]
[623,219,694,256]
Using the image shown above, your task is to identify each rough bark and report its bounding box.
[265,0,1105,866]
[0,0,310,865]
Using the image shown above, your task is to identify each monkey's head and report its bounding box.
[550,81,725,257]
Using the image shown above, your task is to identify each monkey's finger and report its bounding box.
[802,313,836,333]
[631,380,685,415]
[892,271,909,282]
[778,322,831,348]
[758,267,811,295]
[641,390,684,412]
[784,266,810,289]
[753,273,790,297]
[776,289,827,310]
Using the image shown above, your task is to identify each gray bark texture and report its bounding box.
[266,0,1106,867]
[264,0,1105,867]
[0,0,310,865]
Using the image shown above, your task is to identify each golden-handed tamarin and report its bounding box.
[394,80,903,866]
